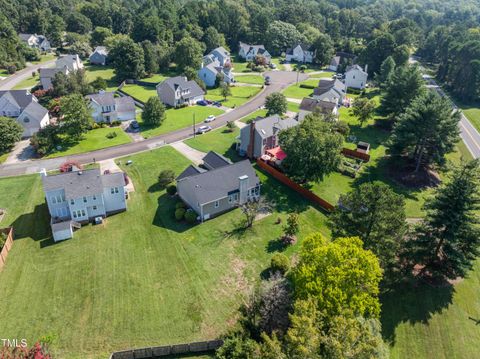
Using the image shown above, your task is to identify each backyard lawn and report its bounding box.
[235,74,264,85]
[184,126,241,162]
[45,127,131,159]
[12,73,40,90]
[205,86,261,108]
[0,145,328,358]
[139,106,224,138]
[84,64,119,91]
[231,56,252,73]
[282,79,316,99]
[121,84,157,103]
[30,54,56,64]
[139,74,168,84]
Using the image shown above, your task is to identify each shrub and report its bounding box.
[106,131,117,139]
[175,201,186,209]
[166,184,177,195]
[299,84,315,89]
[158,169,175,187]
[270,253,290,274]
[226,120,236,132]
[184,209,197,223]
[175,207,186,220]
[110,120,122,127]
[7,64,17,74]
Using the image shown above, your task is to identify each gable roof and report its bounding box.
[86,91,115,107]
[203,151,232,169]
[19,33,35,41]
[157,76,205,98]
[177,165,207,181]
[211,47,230,57]
[330,56,341,66]
[177,160,259,205]
[0,90,35,109]
[252,114,299,139]
[92,46,108,56]
[239,42,267,55]
[39,67,68,79]
[115,96,135,113]
[286,43,314,55]
[300,97,337,112]
[313,78,345,98]
[346,64,367,75]
[21,101,48,121]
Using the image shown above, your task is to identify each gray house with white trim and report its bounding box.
[89,46,109,65]
[156,76,205,107]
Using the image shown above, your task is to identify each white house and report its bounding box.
[19,34,51,52]
[0,90,50,137]
[156,76,205,107]
[328,56,341,71]
[41,168,127,242]
[345,64,368,89]
[286,44,315,63]
[238,42,271,63]
[89,46,108,65]
[55,54,84,72]
[86,91,136,123]
[198,47,234,87]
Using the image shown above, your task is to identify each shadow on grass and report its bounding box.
[10,203,55,247]
[152,193,195,233]
[381,279,454,345]
[266,238,287,253]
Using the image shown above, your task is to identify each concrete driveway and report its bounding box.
[3,140,35,164]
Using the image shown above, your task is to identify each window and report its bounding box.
[73,211,77,218]
[24,117,30,123]
[93,205,97,210]
[83,196,87,203]
[93,195,96,200]
[61,194,65,202]
[81,210,86,217]
[51,196,57,204]
[111,187,119,194]
[234,193,239,201]
[214,200,219,208]
[228,195,233,203]
[70,199,74,205]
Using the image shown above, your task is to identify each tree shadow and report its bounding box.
[152,193,195,233]
[380,279,454,345]
[10,203,54,248]
[266,238,287,253]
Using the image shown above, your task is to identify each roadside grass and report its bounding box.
[121,84,157,103]
[0,68,9,76]
[184,126,241,162]
[12,73,39,90]
[139,106,225,139]
[235,74,264,85]
[240,109,268,123]
[308,71,334,79]
[84,64,119,91]
[0,145,329,358]
[292,63,325,73]
[461,107,480,133]
[205,86,261,108]
[44,127,131,159]
[0,152,9,164]
[30,54,56,64]
[271,57,286,71]
[287,101,300,113]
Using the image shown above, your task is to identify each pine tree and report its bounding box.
[375,56,396,89]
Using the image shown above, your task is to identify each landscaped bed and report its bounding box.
[205,86,261,108]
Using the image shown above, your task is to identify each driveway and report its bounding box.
[170,142,206,165]
[3,140,35,164]
[0,70,308,177]
[0,60,56,90]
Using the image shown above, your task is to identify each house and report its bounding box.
[86,91,136,123]
[55,54,84,72]
[238,42,271,63]
[313,78,346,104]
[156,76,205,107]
[89,46,108,65]
[286,44,315,63]
[198,47,234,87]
[41,168,127,242]
[328,52,357,72]
[0,90,50,137]
[176,152,260,221]
[345,64,368,89]
[297,97,338,121]
[39,67,69,90]
[19,33,51,52]
[328,56,341,72]
[237,115,298,158]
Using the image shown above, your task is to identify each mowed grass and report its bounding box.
[121,84,157,103]
[235,74,264,85]
[45,127,131,158]
[461,107,480,133]
[84,64,119,91]
[184,126,241,162]
[282,79,317,99]
[205,86,261,108]
[12,73,40,89]
[241,109,268,123]
[139,74,168,84]
[0,145,329,358]
[309,71,335,79]
[139,106,225,138]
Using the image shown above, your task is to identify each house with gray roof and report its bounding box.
[237,115,299,158]
[345,64,368,89]
[177,152,260,222]
[238,42,271,63]
[39,66,69,90]
[19,33,51,52]
[198,47,234,87]
[313,78,346,105]
[56,54,83,72]
[297,97,338,122]
[0,90,50,137]
[156,76,205,107]
[86,91,136,123]
[286,44,315,63]
[41,168,127,242]
[89,46,109,65]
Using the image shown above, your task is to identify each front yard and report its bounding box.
[44,127,132,159]
[0,145,328,358]
[184,126,241,162]
[12,73,40,90]
[235,74,264,85]
[282,79,317,99]
[205,86,261,108]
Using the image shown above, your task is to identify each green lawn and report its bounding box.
[271,57,286,71]
[292,63,325,73]
[0,151,9,164]
[45,127,131,159]
[12,73,40,90]
[206,86,261,108]
[461,108,480,133]
[240,109,268,123]
[31,54,56,64]
[139,74,168,84]
[121,84,157,103]
[282,80,317,99]
[139,106,225,138]
[308,71,334,79]
[84,64,119,91]
[184,126,241,162]
[231,56,253,73]
[0,68,9,77]
[0,145,328,358]
[235,74,264,85]
[287,101,300,113]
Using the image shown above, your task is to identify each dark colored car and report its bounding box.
[213,101,222,107]
[130,120,140,129]
[196,100,208,106]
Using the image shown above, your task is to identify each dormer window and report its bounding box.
[23,117,30,123]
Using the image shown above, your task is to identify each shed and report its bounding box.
[51,221,73,242]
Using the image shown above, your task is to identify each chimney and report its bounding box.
[238,175,249,204]
[246,120,256,159]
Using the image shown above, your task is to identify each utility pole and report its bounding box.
[193,113,196,137]
[296,69,299,85]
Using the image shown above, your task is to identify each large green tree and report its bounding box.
[59,94,92,139]
[142,96,166,127]
[202,26,226,53]
[265,92,287,116]
[265,21,305,55]
[141,40,160,75]
[108,36,145,80]
[174,36,204,71]
[279,116,343,183]
[0,117,23,154]
[350,97,376,126]
[329,182,407,272]
[374,56,396,89]
[312,33,334,66]
[406,160,480,280]
[388,91,460,172]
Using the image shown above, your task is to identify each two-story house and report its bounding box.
[156,76,205,107]
[238,42,271,63]
[198,47,234,87]
[285,44,315,63]
[39,67,69,90]
[345,64,368,89]
[19,33,51,52]
[41,168,127,242]
[55,54,84,72]
[86,91,136,123]
[237,115,299,159]
[177,151,261,222]
[0,90,50,137]
[313,78,346,105]
[297,97,338,122]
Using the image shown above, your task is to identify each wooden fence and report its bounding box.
[256,159,335,212]
[0,227,14,272]
[110,339,223,359]
[342,147,370,162]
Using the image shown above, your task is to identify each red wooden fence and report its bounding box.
[256,159,335,212]
[342,148,370,162]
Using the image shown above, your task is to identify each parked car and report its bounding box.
[206,100,213,105]
[269,63,277,69]
[204,115,216,122]
[196,125,212,134]
[196,100,208,106]
[130,120,140,129]
[213,101,222,107]
[264,76,271,85]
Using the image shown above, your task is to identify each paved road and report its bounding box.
[0,60,56,91]
[0,71,308,177]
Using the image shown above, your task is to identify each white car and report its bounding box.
[196,125,212,134]
[204,115,216,123]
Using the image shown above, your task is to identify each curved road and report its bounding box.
[0,71,308,177]
[0,59,56,91]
